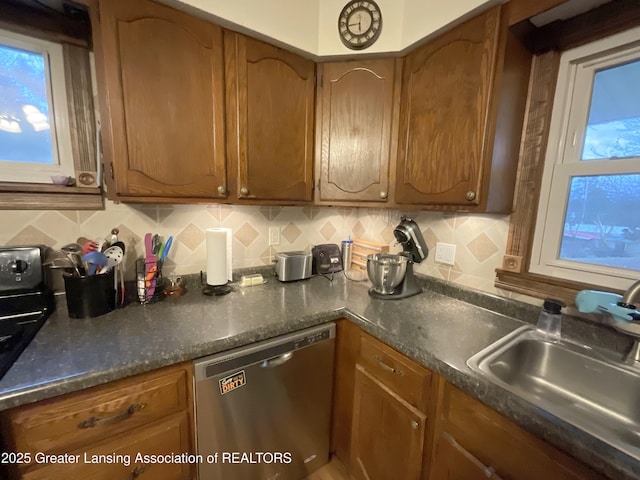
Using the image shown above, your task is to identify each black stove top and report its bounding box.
[0,246,54,381]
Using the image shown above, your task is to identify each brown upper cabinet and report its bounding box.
[93,0,227,202]
[90,0,531,208]
[315,59,401,205]
[225,32,315,203]
[395,5,531,212]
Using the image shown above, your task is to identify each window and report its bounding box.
[530,26,640,291]
[0,28,74,183]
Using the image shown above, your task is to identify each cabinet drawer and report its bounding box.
[440,383,603,480]
[359,333,431,409]
[22,412,192,480]
[2,364,190,457]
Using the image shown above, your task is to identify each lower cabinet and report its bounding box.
[0,362,194,480]
[332,324,610,480]
[432,433,504,480]
[349,331,434,480]
[429,380,606,480]
[21,413,191,480]
[350,364,426,480]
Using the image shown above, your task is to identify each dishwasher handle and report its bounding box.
[261,351,293,368]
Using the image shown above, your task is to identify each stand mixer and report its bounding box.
[367,216,429,299]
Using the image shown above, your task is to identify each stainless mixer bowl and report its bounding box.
[367,253,408,294]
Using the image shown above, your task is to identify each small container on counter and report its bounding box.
[136,258,164,304]
[63,270,116,318]
[342,238,353,270]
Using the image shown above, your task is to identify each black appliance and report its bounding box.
[312,244,343,275]
[0,246,54,381]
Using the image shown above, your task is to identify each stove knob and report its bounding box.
[11,259,28,274]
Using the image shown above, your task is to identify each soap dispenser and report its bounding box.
[537,298,566,340]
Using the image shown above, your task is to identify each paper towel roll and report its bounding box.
[206,228,232,286]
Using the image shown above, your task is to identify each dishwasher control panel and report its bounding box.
[293,329,331,349]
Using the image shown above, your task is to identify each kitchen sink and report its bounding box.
[467,326,640,461]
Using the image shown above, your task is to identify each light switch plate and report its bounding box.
[435,242,456,265]
[269,226,280,246]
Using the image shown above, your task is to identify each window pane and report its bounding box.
[561,174,640,271]
[582,59,640,161]
[0,44,54,165]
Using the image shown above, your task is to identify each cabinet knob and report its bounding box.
[240,187,249,196]
[379,191,388,199]
[465,190,476,201]
[411,420,419,430]
[217,185,226,196]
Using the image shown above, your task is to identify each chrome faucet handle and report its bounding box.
[621,279,640,307]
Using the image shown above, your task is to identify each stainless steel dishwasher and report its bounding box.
[193,323,335,480]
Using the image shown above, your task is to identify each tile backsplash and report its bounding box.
[1,199,531,301]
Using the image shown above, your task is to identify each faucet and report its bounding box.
[621,279,640,307]
[576,281,640,366]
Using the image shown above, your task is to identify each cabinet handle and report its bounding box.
[410,420,419,430]
[379,191,387,199]
[217,185,226,196]
[465,190,476,201]
[78,402,147,429]
[240,187,249,196]
[131,465,148,478]
[373,354,403,375]
[484,466,496,478]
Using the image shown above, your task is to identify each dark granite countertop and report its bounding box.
[0,272,637,480]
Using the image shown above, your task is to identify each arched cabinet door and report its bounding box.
[316,59,400,204]
[96,0,227,200]
[395,5,530,212]
[225,33,315,202]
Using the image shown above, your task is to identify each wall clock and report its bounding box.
[338,0,383,50]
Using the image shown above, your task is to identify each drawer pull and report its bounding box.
[131,465,149,478]
[484,466,496,478]
[78,402,147,429]
[373,355,403,375]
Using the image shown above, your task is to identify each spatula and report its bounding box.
[144,233,158,300]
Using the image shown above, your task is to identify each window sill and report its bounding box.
[495,268,625,306]
[0,182,103,210]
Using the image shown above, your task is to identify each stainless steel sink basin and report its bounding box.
[467,326,640,461]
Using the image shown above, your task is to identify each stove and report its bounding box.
[0,246,54,380]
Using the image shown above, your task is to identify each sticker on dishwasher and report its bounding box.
[219,370,246,395]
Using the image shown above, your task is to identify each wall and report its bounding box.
[170,0,494,56]
[1,202,535,303]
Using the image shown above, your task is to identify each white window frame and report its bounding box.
[0,28,74,183]
[530,26,640,291]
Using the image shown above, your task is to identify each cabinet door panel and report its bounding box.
[22,413,191,480]
[396,7,500,206]
[350,364,426,480]
[226,34,314,201]
[6,369,188,457]
[318,59,398,202]
[98,0,226,199]
[432,433,503,480]
[437,383,605,480]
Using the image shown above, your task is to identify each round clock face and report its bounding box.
[338,0,383,50]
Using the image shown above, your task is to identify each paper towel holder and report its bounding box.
[200,271,232,296]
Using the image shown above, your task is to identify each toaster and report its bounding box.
[274,251,312,282]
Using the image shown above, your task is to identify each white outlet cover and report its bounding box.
[269,226,280,246]
[435,242,456,266]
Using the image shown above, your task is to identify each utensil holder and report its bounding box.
[63,270,116,318]
[136,258,164,304]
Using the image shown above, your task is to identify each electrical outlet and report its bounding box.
[435,242,456,266]
[269,226,280,246]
